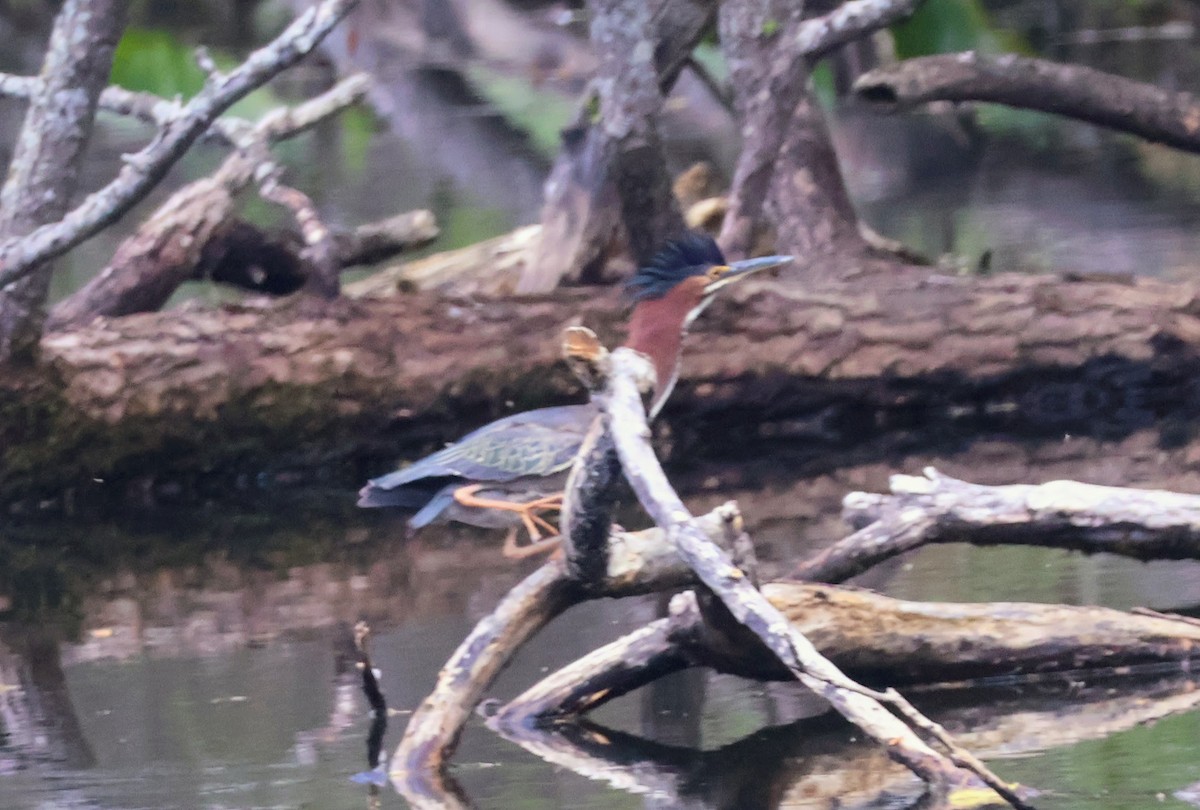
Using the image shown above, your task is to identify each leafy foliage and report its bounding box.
[891,0,1024,59]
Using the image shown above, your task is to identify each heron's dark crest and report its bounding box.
[624,232,726,302]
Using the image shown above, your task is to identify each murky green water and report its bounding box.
[2,492,1197,809]
[4,1,1200,808]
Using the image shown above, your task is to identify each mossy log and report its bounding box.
[6,265,1200,503]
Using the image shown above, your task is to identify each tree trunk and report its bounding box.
[718,0,871,276]
[518,0,709,292]
[0,0,127,362]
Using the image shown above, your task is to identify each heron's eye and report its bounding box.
[707,264,729,279]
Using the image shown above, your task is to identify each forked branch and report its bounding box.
[567,332,1030,805]
[0,0,361,289]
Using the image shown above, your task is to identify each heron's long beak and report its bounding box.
[704,255,793,294]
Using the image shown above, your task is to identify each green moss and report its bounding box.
[0,353,583,510]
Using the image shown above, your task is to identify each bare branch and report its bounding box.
[255,158,340,298]
[47,75,373,328]
[591,344,978,791]
[519,0,702,293]
[0,0,362,291]
[0,0,126,359]
[792,467,1200,583]
[499,582,1200,720]
[797,0,923,62]
[854,51,1200,154]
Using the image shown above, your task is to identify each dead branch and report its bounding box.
[347,225,536,298]
[718,0,870,269]
[854,52,1200,154]
[254,157,340,298]
[797,0,923,63]
[578,340,1021,797]
[390,509,742,784]
[518,0,706,293]
[192,211,437,297]
[0,0,361,293]
[46,76,381,329]
[793,467,1200,583]
[500,584,1200,723]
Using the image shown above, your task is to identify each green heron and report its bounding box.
[358,233,791,557]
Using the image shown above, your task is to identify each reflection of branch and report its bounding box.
[793,467,1200,583]
[0,0,361,290]
[496,672,1200,809]
[855,52,1200,154]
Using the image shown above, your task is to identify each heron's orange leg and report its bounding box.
[454,484,564,556]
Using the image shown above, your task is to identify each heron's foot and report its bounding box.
[454,485,563,555]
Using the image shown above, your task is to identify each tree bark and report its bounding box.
[718,0,871,275]
[792,469,1200,583]
[854,52,1200,154]
[8,267,1200,501]
[497,584,1200,722]
[0,0,127,362]
[44,76,437,331]
[0,0,361,304]
[518,0,709,292]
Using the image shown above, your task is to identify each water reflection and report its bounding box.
[2,417,1199,806]
[489,672,1200,810]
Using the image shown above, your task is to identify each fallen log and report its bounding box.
[496,583,1200,723]
[9,265,1200,503]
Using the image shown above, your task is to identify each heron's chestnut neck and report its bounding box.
[624,281,706,417]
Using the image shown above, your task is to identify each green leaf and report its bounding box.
[890,0,1021,59]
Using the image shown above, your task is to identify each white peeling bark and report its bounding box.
[0,0,127,361]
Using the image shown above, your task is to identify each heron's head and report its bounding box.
[624,232,792,416]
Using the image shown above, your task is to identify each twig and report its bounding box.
[854,51,1200,154]
[875,687,1034,810]
[1130,607,1200,629]
[0,0,361,289]
[47,75,373,328]
[255,156,340,298]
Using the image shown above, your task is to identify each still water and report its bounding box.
[3,439,1199,809]
[4,1,1200,808]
